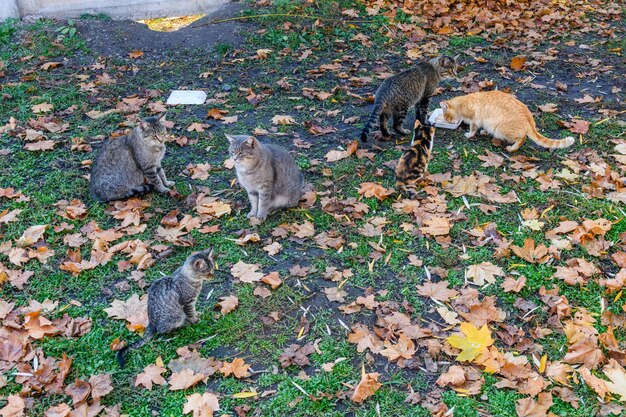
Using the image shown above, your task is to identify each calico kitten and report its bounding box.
[116,249,215,367]
[227,134,304,222]
[89,114,174,202]
[395,121,435,193]
[440,91,575,152]
[360,55,457,142]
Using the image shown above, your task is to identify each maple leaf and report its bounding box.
[24,311,59,339]
[416,280,458,302]
[24,140,56,151]
[216,295,239,315]
[538,103,558,113]
[466,262,504,286]
[16,224,47,247]
[187,122,207,132]
[183,392,220,417]
[104,293,148,332]
[43,403,72,417]
[0,394,25,417]
[263,241,282,256]
[220,358,251,378]
[206,108,226,120]
[88,374,113,400]
[357,182,395,201]
[271,115,295,125]
[230,261,263,283]
[32,102,53,113]
[233,233,260,246]
[511,239,550,264]
[510,56,526,71]
[261,271,282,289]
[279,343,315,368]
[447,322,494,362]
[379,334,416,362]
[500,275,526,293]
[325,149,349,162]
[169,369,205,390]
[128,50,144,59]
[351,369,382,403]
[603,359,626,402]
[420,216,451,236]
[515,392,553,417]
[293,220,315,238]
[65,379,91,404]
[348,324,382,353]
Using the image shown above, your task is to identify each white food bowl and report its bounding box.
[428,108,461,129]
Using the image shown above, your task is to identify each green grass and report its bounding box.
[0,1,625,416]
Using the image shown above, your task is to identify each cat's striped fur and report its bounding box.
[116,249,215,367]
[360,55,457,142]
[89,114,173,202]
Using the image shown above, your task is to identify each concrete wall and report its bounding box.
[2,0,229,20]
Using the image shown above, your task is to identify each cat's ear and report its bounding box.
[453,54,460,64]
[157,113,166,122]
[440,101,449,111]
[139,120,150,131]
[225,134,236,144]
[192,258,207,272]
[244,136,257,148]
[440,56,454,68]
[413,119,421,129]
[207,247,215,260]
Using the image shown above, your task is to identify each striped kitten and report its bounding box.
[360,55,457,142]
[116,249,215,367]
[89,114,173,202]
[395,121,435,194]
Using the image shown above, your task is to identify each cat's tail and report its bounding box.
[360,102,383,142]
[527,125,575,149]
[116,326,155,368]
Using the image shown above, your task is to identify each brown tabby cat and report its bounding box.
[116,249,215,367]
[440,91,575,152]
[395,121,435,194]
[360,55,457,142]
[89,114,174,202]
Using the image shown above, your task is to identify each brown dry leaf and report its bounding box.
[183,392,220,417]
[416,280,458,302]
[216,295,239,316]
[234,233,260,246]
[515,392,553,417]
[325,149,349,162]
[501,275,526,293]
[261,271,282,289]
[466,262,504,286]
[230,261,264,283]
[271,115,295,125]
[538,103,558,113]
[169,369,205,391]
[32,103,53,113]
[24,311,59,339]
[128,50,144,59]
[64,380,91,405]
[263,241,282,256]
[89,374,113,400]
[420,217,451,236]
[17,224,47,247]
[220,358,251,378]
[44,403,71,417]
[0,394,25,417]
[135,363,167,390]
[603,359,626,402]
[24,140,56,151]
[379,334,416,362]
[253,286,271,298]
[511,239,550,264]
[357,182,395,201]
[351,370,382,403]
[578,367,609,399]
[510,56,527,71]
[348,325,382,353]
[104,293,148,332]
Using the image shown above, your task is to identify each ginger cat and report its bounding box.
[440,91,575,152]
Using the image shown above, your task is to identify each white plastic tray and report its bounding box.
[428,108,461,129]
[166,90,207,105]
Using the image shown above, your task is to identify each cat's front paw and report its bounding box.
[464,132,476,139]
[156,187,171,194]
[165,180,175,187]
[247,211,257,219]
[188,315,199,324]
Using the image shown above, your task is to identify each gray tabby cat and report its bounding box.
[116,249,215,367]
[360,55,458,142]
[227,134,304,222]
[89,114,174,202]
